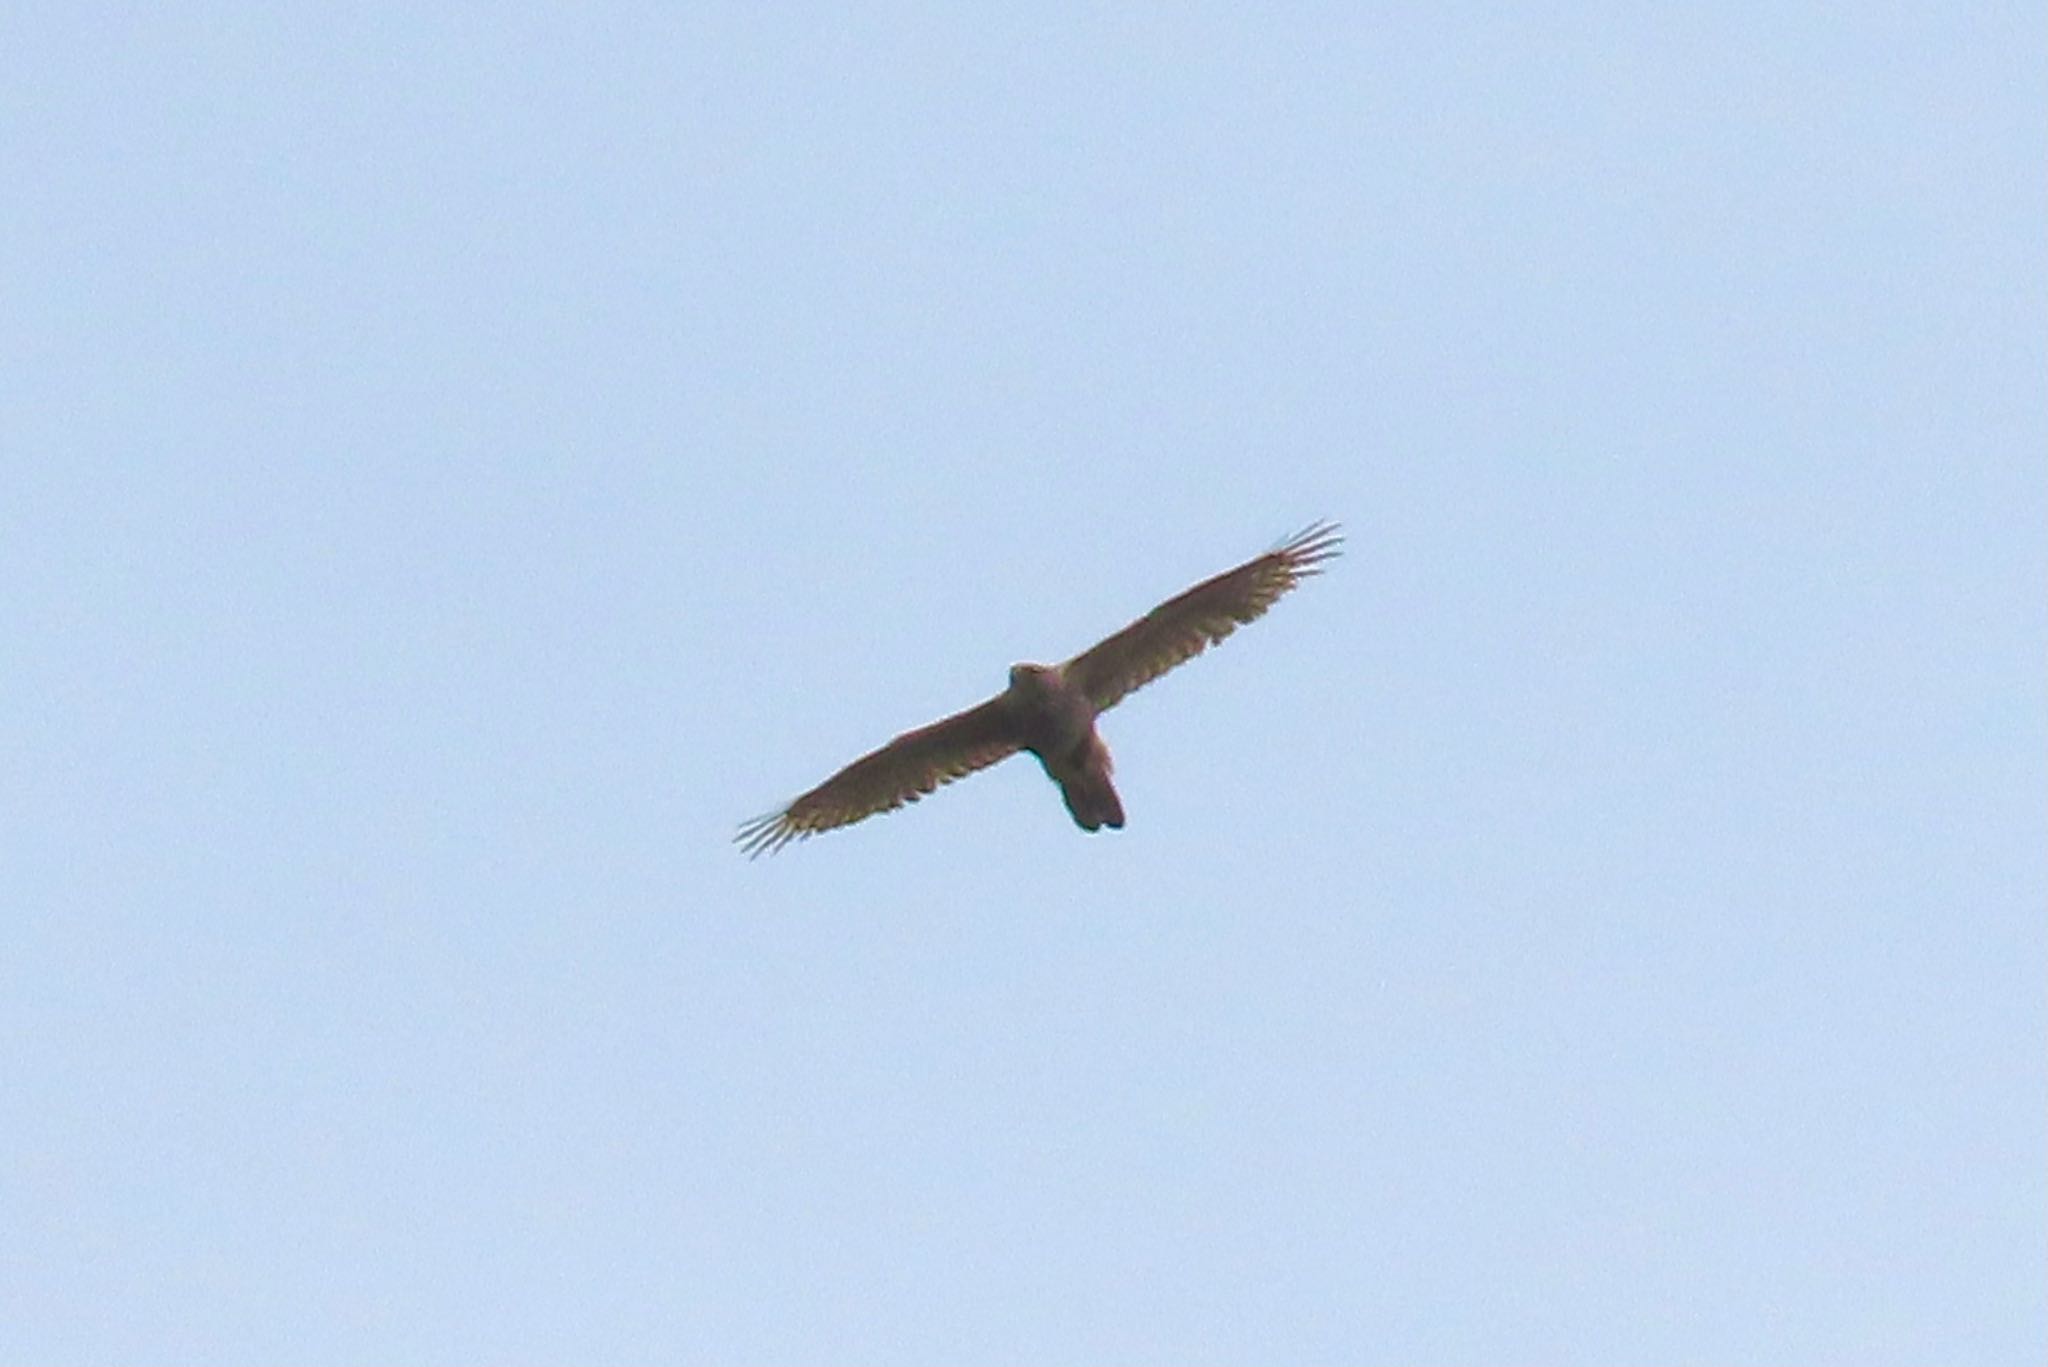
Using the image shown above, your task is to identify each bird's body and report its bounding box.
[1004,664,1126,833]
[737,522,1340,856]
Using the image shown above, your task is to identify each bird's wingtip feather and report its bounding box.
[735,808,800,858]
[1275,519,1344,566]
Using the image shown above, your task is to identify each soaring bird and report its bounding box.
[736,521,1342,857]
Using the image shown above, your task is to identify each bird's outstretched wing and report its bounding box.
[1062,521,1342,713]
[736,696,1023,857]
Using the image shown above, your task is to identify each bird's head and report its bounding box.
[1007,663,1056,695]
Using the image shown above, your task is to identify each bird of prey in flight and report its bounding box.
[737,521,1342,857]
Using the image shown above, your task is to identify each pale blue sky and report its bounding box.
[3,6,2042,1364]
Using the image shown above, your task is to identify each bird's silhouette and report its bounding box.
[737,521,1342,856]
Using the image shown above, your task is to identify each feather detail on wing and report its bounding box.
[736,695,1023,857]
[1062,521,1342,712]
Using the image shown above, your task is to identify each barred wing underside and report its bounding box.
[736,695,1023,857]
[1062,521,1342,713]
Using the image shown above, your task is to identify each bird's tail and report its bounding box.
[1058,738,1125,833]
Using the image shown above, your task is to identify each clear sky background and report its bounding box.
[4,6,2042,1365]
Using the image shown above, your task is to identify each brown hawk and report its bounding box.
[736,521,1342,857]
